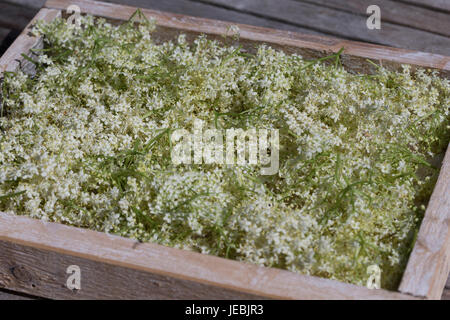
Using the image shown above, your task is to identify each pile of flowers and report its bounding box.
[0,13,448,289]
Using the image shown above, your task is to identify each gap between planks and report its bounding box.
[397,0,450,13]
[195,0,450,55]
[293,0,450,37]
[103,0,329,37]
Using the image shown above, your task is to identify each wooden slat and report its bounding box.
[0,214,417,299]
[102,0,327,36]
[399,0,450,13]
[399,144,450,300]
[0,239,259,299]
[296,0,450,37]
[3,0,46,9]
[198,0,450,55]
[44,0,450,75]
[0,2,39,31]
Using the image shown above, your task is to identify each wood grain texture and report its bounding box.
[0,240,260,299]
[0,214,417,300]
[3,0,46,9]
[0,8,60,75]
[296,0,450,37]
[399,0,450,13]
[399,144,450,300]
[102,0,327,36]
[199,0,450,55]
[44,0,450,75]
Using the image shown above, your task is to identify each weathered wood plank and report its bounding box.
[0,2,39,31]
[0,240,260,299]
[399,144,450,300]
[399,0,450,13]
[101,0,327,36]
[3,0,46,9]
[0,213,417,299]
[198,0,450,55]
[295,0,450,37]
[45,0,450,75]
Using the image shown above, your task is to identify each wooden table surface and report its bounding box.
[0,0,449,300]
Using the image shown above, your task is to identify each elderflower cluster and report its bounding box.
[0,14,448,289]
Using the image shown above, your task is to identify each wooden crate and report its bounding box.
[0,0,449,300]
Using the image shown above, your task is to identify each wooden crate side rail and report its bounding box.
[43,0,450,74]
[0,214,416,299]
[399,143,450,299]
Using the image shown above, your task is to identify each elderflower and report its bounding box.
[0,13,448,290]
